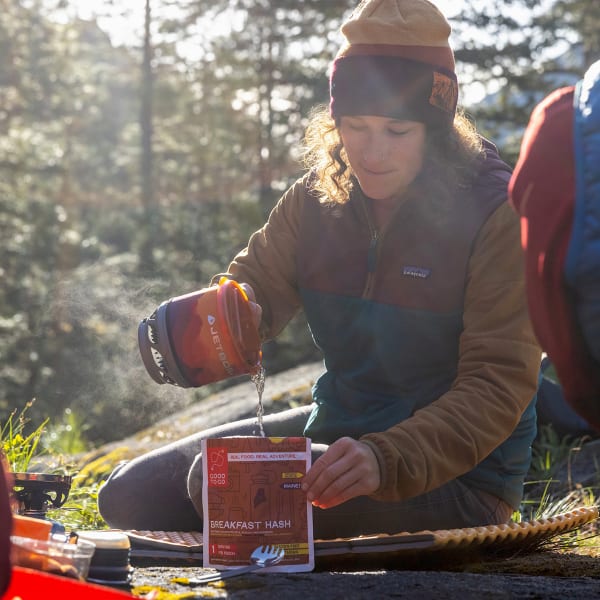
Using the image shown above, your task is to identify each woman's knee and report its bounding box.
[97,461,134,528]
[186,453,204,517]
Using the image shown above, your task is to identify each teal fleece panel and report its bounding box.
[302,290,462,441]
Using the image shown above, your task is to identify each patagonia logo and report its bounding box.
[402,266,431,279]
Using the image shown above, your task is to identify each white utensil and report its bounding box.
[188,545,285,584]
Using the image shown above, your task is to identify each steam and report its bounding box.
[33,255,199,444]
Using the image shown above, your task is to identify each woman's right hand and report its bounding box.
[301,437,381,509]
[239,283,263,329]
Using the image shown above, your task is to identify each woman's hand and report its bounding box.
[239,283,262,329]
[301,437,381,509]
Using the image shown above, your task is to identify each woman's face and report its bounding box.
[339,115,426,202]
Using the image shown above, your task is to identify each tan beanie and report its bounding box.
[330,0,458,127]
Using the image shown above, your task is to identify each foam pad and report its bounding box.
[124,506,598,566]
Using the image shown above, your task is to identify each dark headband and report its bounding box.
[330,55,458,127]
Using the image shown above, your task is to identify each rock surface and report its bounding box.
[98,361,323,459]
[130,553,600,599]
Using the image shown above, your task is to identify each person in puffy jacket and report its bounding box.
[509,60,600,432]
[98,0,541,538]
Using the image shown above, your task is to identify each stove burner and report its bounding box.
[13,473,72,519]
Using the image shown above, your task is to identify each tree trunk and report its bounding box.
[139,0,156,272]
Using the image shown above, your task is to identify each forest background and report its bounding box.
[1,0,599,448]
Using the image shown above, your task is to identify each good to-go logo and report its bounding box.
[207,447,228,487]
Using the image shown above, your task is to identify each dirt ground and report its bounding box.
[127,549,600,599]
[130,569,600,599]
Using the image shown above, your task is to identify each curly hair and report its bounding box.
[302,104,484,205]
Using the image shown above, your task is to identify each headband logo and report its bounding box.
[429,71,458,114]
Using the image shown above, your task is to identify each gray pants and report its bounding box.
[98,405,512,538]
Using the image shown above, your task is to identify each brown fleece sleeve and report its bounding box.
[360,202,541,502]
[217,177,306,340]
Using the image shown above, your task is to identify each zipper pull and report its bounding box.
[367,232,379,272]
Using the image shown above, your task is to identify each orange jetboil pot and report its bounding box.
[138,277,262,387]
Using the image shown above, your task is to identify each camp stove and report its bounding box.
[12,473,72,519]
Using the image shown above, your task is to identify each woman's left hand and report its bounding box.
[301,437,381,509]
[239,282,262,329]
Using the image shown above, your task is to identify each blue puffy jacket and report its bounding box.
[565,60,600,367]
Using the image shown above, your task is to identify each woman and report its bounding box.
[99,0,541,538]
